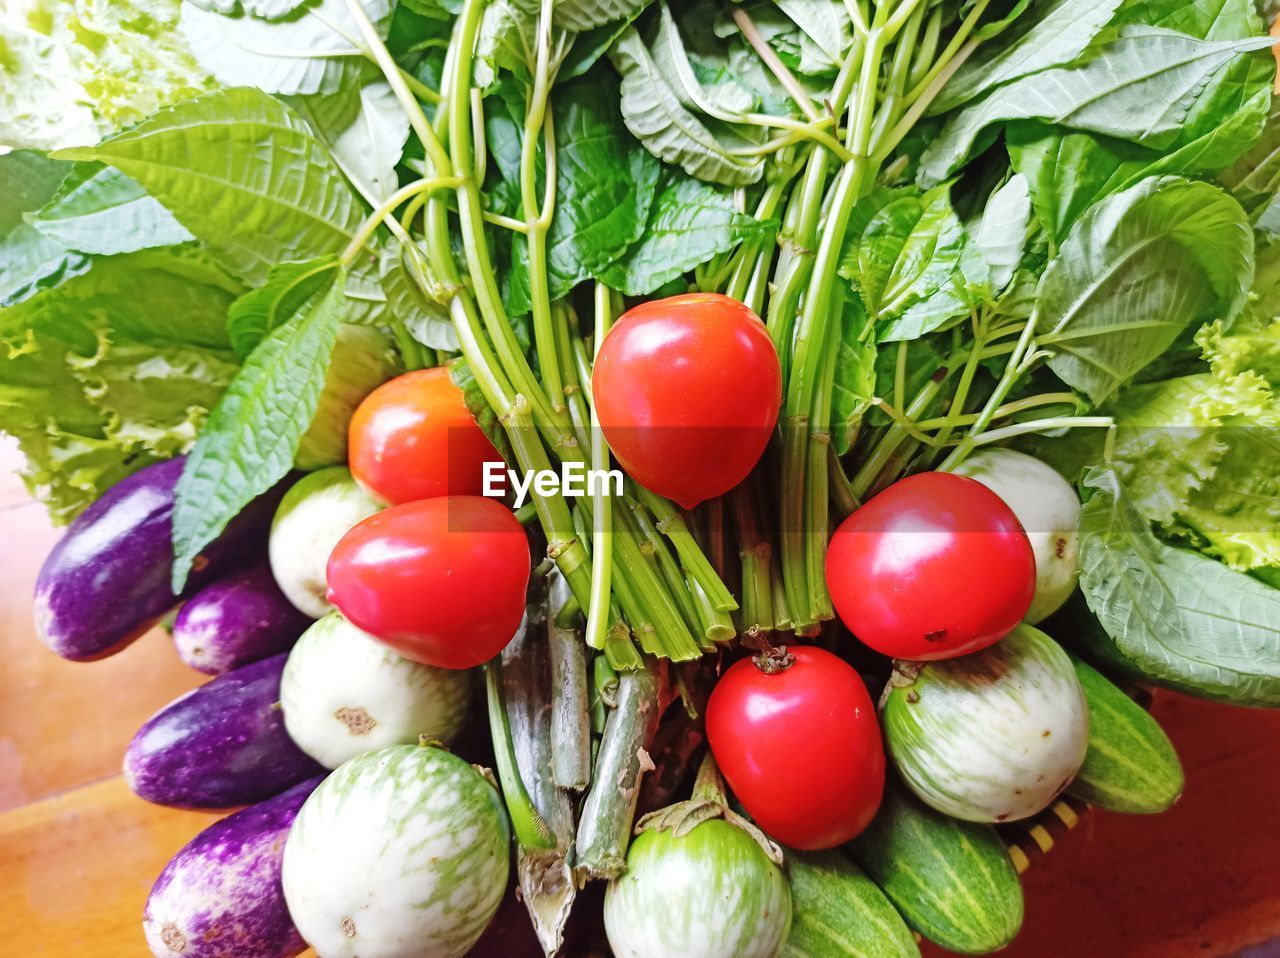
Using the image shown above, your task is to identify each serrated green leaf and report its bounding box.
[55,87,364,287]
[379,242,460,351]
[289,77,410,203]
[554,0,653,32]
[502,72,662,315]
[831,294,875,456]
[180,0,393,96]
[598,172,775,295]
[0,152,88,307]
[932,0,1122,115]
[920,27,1277,186]
[774,0,853,75]
[28,163,195,257]
[971,173,1031,294]
[227,255,342,358]
[1034,176,1253,405]
[172,266,346,590]
[838,185,969,341]
[610,25,764,187]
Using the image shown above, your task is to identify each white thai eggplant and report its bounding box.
[604,757,791,958]
[280,612,471,768]
[268,467,380,618]
[953,448,1081,623]
[294,325,398,470]
[282,743,509,958]
[882,623,1089,823]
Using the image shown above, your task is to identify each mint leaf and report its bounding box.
[28,162,194,256]
[599,172,776,295]
[56,88,364,286]
[171,267,346,590]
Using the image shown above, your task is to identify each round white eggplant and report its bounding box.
[953,448,1081,623]
[268,468,380,618]
[282,744,509,958]
[280,613,472,768]
[882,623,1089,824]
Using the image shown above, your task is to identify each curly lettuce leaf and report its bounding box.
[0,246,242,522]
[0,0,215,150]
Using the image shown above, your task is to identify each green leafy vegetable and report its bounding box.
[179,0,393,96]
[0,246,241,521]
[54,87,365,286]
[921,27,1277,185]
[599,172,775,295]
[171,263,347,590]
[1072,467,1280,707]
[1034,176,1253,405]
[28,163,195,257]
[0,152,87,307]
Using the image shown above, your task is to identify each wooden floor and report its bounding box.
[1,436,1278,957]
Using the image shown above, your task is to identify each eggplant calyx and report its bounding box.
[634,753,785,865]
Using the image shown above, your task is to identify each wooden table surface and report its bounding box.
[1,436,1279,958]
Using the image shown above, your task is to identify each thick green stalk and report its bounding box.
[585,284,616,653]
[485,661,555,850]
[575,662,662,882]
[548,572,591,791]
[635,488,738,613]
[730,477,774,633]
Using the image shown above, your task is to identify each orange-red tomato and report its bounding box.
[591,293,782,509]
[706,646,885,850]
[325,496,530,669]
[348,367,501,505]
[826,472,1035,660]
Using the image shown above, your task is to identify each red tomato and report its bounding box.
[825,472,1034,661]
[706,646,885,850]
[591,293,782,509]
[348,367,501,505]
[325,496,530,669]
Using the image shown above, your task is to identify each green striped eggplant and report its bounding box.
[882,623,1089,823]
[848,783,1022,955]
[782,849,919,958]
[604,756,791,958]
[1066,653,1184,813]
[281,743,510,958]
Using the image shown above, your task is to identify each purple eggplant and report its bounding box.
[125,654,323,809]
[143,775,323,958]
[173,560,313,675]
[34,456,281,662]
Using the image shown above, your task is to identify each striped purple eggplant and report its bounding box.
[125,653,323,809]
[34,456,281,662]
[143,776,323,958]
[173,560,312,675]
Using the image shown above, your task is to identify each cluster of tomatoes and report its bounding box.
[329,291,1038,852]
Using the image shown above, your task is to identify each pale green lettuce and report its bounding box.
[0,0,214,150]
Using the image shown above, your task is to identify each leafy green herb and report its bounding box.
[171,264,347,590]
[28,163,195,257]
[599,172,775,295]
[54,88,365,286]
[1034,176,1253,405]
